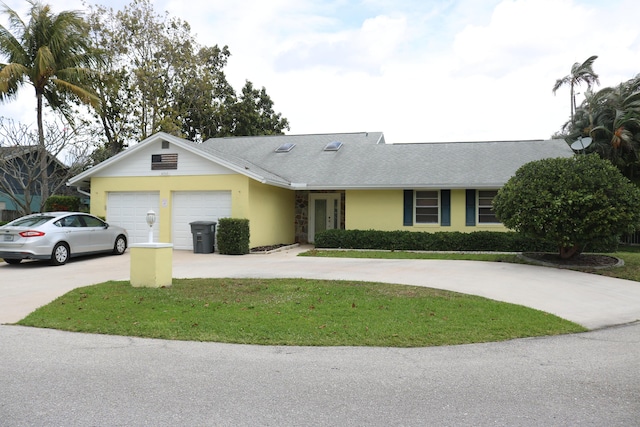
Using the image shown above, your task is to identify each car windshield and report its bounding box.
[7,216,54,228]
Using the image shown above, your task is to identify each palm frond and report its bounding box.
[0,62,29,97]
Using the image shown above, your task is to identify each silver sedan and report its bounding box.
[0,212,128,266]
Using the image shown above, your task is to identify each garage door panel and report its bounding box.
[172,191,231,250]
[107,192,160,245]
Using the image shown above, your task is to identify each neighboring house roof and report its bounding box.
[0,145,69,168]
[68,131,575,190]
[0,145,38,160]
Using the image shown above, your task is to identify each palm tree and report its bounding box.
[0,1,100,206]
[553,55,600,123]
[588,82,640,177]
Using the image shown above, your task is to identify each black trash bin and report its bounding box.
[189,221,217,253]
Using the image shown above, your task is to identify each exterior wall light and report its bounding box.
[146,210,156,243]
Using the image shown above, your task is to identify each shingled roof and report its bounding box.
[68,132,575,190]
[197,133,574,189]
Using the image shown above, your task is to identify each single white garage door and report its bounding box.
[107,192,160,245]
[172,191,232,250]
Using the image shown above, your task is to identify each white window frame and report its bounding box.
[414,190,440,224]
[477,190,500,224]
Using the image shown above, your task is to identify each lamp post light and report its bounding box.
[146,210,156,243]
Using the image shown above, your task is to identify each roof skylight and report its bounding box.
[324,141,343,151]
[275,142,296,153]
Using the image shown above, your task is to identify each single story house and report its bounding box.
[68,132,574,249]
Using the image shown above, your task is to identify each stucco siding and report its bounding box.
[248,180,295,247]
[346,190,404,231]
[346,189,508,232]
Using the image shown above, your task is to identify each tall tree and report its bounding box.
[0,1,100,204]
[561,75,640,179]
[86,0,290,153]
[231,81,290,136]
[85,3,134,159]
[553,55,600,123]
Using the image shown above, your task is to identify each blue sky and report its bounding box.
[1,0,639,143]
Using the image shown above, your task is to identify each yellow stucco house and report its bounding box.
[68,131,574,250]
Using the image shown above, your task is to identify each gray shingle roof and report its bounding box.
[198,133,574,189]
[68,131,575,190]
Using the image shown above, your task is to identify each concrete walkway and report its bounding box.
[1,245,640,329]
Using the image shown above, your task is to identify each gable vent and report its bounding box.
[275,142,295,153]
[324,141,343,151]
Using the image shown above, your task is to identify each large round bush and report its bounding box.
[493,154,640,258]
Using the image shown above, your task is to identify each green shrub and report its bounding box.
[316,229,541,252]
[217,218,250,255]
[493,154,640,258]
[44,195,81,212]
[314,229,620,253]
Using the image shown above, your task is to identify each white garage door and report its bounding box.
[172,191,232,250]
[107,192,160,245]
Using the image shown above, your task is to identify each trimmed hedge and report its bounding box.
[314,229,618,253]
[44,195,81,212]
[217,218,250,255]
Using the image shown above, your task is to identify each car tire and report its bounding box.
[50,243,70,266]
[113,235,127,255]
[3,258,22,265]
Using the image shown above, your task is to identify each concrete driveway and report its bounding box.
[2,247,640,426]
[1,246,640,328]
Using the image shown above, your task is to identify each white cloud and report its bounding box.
[452,0,594,77]
[0,0,639,144]
[273,15,408,74]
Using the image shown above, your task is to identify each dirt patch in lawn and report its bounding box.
[521,253,623,269]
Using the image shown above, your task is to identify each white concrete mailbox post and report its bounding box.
[129,210,173,288]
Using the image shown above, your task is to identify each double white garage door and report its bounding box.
[107,191,231,250]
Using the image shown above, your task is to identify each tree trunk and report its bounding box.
[559,244,581,260]
[36,90,49,211]
[570,83,575,123]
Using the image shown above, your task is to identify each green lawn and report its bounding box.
[299,249,523,263]
[22,247,637,347]
[16,278,585,347]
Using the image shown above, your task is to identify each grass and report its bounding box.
[16,278,585,347]
[300,249,524,263]
[593,250,640,281]
[21,246,637,347]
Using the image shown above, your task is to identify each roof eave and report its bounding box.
[295,183,507,190]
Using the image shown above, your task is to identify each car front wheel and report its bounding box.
[50,243,70,266]
[113,235,127,255]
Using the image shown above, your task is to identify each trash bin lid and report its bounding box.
[189,221,217,226]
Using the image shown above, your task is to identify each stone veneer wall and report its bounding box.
[294,190,345,243]
[294,191,309,243]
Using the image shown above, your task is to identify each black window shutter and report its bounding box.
[466,189,476,226]
[403,190,413,226]
[441,190,451,226]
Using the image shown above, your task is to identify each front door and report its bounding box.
[309,193,340,243]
